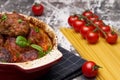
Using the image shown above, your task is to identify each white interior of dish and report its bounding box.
[0,12,63,70]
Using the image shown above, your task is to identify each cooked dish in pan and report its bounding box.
[0,12,53,63]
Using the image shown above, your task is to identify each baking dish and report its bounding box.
[0,12,62,80]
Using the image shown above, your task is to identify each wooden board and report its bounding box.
[60,28,120,80]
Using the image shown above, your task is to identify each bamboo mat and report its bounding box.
[60,27,120,80]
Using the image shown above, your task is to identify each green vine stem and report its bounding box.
[77,14,107,38]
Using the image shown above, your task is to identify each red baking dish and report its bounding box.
[0,12,63,80]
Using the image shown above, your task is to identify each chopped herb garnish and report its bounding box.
[18,19,23,23]
[34,27,39,33]
[1,14,7,21]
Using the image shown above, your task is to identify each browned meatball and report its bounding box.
[4,37,25,62]
[0,12,30,37]
[4,37,39,62]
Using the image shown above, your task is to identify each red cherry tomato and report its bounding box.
[100,25,111,37]
[32,3,44,16]
[80,25,94,38]
[94,20,104,27]
[106,31,118,44]
[86,31,99,44]
[68,15,78,26]
[82,10,93,17]
[72,20,85,32]
[82,61,100,78]
[88,14,99,22]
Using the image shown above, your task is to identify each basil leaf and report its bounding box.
[31,44,45,57]
[31,44,43,52]
[16,36,30,47]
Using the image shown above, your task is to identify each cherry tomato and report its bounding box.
[80,25,94,38]
[68,15,78,26]
[86,31,99,44]
[72,20,85,32]
[82,61,100,78]
[88,14,99,22]
[32,3,44,16]
[106,31,118,44]
[99,25,111,37]
[82,10,93,17]
[93,20,104,27]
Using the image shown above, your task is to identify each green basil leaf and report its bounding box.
[16,36,30,47]
[31,44,43,52]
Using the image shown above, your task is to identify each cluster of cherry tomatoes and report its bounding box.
[68,10,118,44]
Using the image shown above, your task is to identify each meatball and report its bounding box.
[0,47,11,62]
[4,37,25,62]
[4,37,39,62]
[0,12,30,37]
